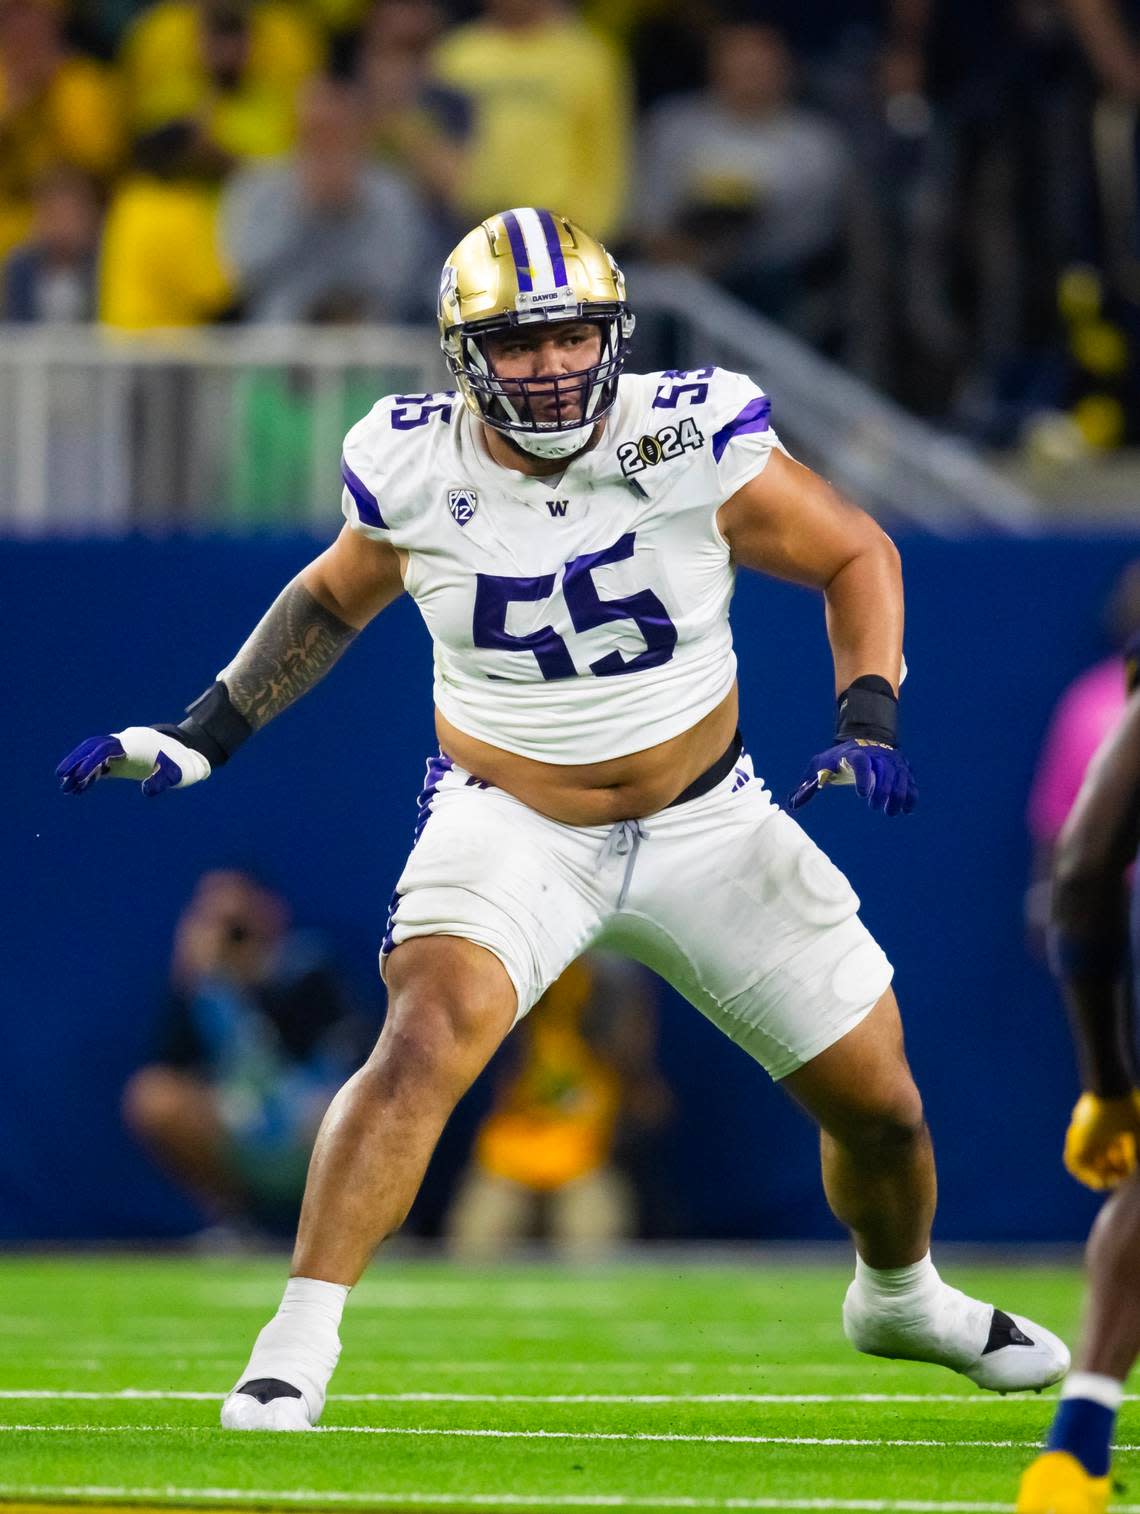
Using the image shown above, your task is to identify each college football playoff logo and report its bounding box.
[447,488,478,527]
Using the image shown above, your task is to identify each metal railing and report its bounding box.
[0,324,447,533]
[0,269,1039,535]
[630,267,1040,534]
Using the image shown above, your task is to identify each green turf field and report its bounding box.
[0,1252,1122,1513]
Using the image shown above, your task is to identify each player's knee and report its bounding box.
[364,991,502,1104]
[835,1088,927,1158]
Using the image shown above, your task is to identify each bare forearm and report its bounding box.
[1063,974,1135,1097]
[1053,860,1134,1094]
[219,577,359,731]
[823,541,904,695]
[1049,695,1140,1087]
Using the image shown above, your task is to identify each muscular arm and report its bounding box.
[716,449,904,694]
[220,525,405,730]
[1052,692,1140,1095]
[57,521,406,794]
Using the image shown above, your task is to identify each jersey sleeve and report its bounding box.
[703,368,783,501]
[340,401,394,539]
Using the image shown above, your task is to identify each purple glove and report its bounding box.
[788,739,917,817]
[56,727,210,797]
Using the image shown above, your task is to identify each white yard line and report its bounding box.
[0,1488,1135,1514]
[1,1423,1132,1450]
[0,1368,872,1380]
[208,1286,631,1311]
[0,1389,1093,1404]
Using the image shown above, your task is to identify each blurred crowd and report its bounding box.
[4,0,1140,444]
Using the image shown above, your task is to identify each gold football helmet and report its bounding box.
[438,207,635,459]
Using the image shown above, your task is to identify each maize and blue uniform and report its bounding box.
[340,366,892,1079]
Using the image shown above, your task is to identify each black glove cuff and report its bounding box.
[836,674,898,745]
[154,681,253,769]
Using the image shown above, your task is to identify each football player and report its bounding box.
[58,208,1068,1430]
[1018,663,1140,1514]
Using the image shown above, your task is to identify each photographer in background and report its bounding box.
[122,870,369,1241]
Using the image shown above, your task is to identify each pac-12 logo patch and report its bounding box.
[447,488,478,526]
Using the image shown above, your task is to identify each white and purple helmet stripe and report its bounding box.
[501,207,570,295]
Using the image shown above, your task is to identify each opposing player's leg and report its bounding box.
[1017,1174,1140,1514]
[221,935,517,1429]
[782,990,1068,1391]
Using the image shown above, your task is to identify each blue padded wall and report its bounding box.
[5,533,1137,1242]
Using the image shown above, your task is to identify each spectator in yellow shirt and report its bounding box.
[119,0,323,163]
[445,954,672,1257]
[429,0,632,242]
[0,0,123,260]
[99,123,234,327]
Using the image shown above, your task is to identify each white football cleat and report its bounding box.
[843,1280,1069,1392]
[960,1307,1070,1393]
[221,1378,315,1431]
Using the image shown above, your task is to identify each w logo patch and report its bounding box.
[447,488,477,527]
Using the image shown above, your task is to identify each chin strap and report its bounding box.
[507,421,598,460]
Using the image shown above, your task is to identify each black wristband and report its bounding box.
[153,681,253,769]
[836,674,898,745]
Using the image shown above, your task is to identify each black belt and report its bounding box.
[666,729,744,808]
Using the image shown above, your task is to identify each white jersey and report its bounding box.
[340,366,782,764]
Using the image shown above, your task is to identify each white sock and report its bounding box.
[1061,1372,1125,1410]
[853,1251,941,1304]
[276,1276,350,1335]
[236,1276,350,1420]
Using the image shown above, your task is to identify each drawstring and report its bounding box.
[598,819,649,909]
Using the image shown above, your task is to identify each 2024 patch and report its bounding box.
[617,418,705,480]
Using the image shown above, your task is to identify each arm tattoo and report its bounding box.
[219,579,359,731]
